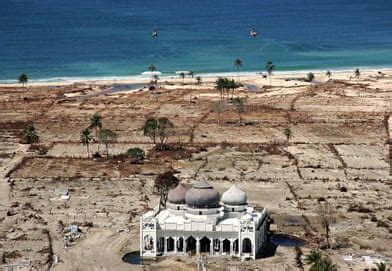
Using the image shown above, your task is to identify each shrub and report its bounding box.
[127,148,145,164]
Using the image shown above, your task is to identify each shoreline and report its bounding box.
[0,67,391,87]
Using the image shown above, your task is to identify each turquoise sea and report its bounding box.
[0,0,391,82]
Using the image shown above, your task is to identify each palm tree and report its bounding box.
[326,70,331,79]
[313,257,337,271]
[234,58,242,82]
[265,61,275,86]
[196,76,202,86]
[89,113,102,152]
[23,124,39,144]
[284,127,292,143]
[189,70,194,78]
[148,64,156,84]
[216,77,225,100]
[307,72,315,83]
[80,128,93,158]
[373,262,387,271]
[18,73,28,87]
[97,129,117,158]
[179,72,185,85]
[305,251,337,271]
[153,74,159,86]
[233,97,246,125]
[305,251,322,265]
[354,68,360,79]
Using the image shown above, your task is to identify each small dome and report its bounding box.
[168,183,189,204]
[185,180,220,208]
[221,184,247,206]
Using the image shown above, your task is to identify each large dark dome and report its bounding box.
[185,180,220,208]
[168,183,189,204]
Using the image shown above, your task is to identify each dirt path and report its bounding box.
[0,144,29,208]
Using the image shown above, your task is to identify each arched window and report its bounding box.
[242,238,252,253]
[167,237,175,252]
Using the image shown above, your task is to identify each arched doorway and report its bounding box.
[177,237,184,252]
[223,239,231,253]
[242,238,252,253]
[233,239,239,254]
[200,237,211,253]
[157,237,164,253]
[213,239,220,253]
[167,237,175,252]
[186,236,196,254]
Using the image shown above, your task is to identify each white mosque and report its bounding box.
[140,180,269,260]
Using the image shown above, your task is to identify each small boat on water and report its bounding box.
[250,29,258,37]
[152,29,158,38]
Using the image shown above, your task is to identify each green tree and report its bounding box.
[154,170,179,209]
[284,127,292,143]
[354,68,360,79]
[212,100,226,125]
[233,97,246,125]
[311,257,337,271]
[127,147,145,164]
[305,250,322,266]
[196,76,202,86]
[265,61,275,86]
[23,124,39,144]
[80,128,93,158]
[234,58,242,82]
[189,70,194,78]
[326,70,331,79]
[98,129,117,158]
[153,74,159,86]
[227,79,240,100]
[148,64,156,84]
[143,117,174,150]
[179,72,186,85]
[89,113,102,139]
[216,77,226,100]
[307,72,315,83]
[373,262,388,271]
[18,73,28,87]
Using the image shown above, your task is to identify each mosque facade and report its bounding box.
[140,180,269,260]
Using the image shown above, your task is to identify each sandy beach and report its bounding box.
[0,67,391,270]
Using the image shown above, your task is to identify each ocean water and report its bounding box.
[0,0,391,82]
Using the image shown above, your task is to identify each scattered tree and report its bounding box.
[80,128,93,158]
[372,262,388,271]
[23,124,39,144]
[127,147,145,164]
[89,113,102,152]
[318,201,335,249]
[212,100,226,125]
[196,76,202,85]
[305,251,336,271]
[179,72,186,85]
[265,61,275,85]
[18,73,28,87]
[284,127,292,143]
[232,97,246,125]
[153,74,160,86]
[143,117,174,150]
[154,170,179,209]
[216,77,226,100]
[234,58,242,82]
[97,129,117,158]
[189,70,194,78]
[326,70,331,79]
[354,68,360,79]
[307,72,315,83]
[148,64,156,84]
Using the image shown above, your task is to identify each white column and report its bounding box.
[219,239,223,255]
[183,237,186,253]
[174,237,178,254]
[164,237,167,254]
[209,238,213,256]
[230,239,233,256]
[196,238,200,255]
